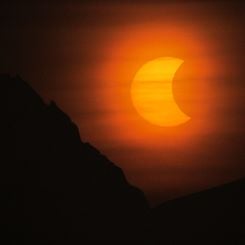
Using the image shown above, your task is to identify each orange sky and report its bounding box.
[1,0,244,205]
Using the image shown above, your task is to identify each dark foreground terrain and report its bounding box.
[1,74,244,244]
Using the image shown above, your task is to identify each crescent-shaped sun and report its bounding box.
[131,57,190,127]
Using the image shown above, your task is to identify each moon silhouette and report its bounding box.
[131,57,190,127]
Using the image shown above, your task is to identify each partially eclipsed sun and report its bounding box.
[131,57,190,127]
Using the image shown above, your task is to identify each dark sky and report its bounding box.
[1,0,245,205]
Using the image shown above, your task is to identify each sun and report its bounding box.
[131,57,190,127]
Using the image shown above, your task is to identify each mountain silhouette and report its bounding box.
[1,74,245,244]
[152,178,245,244]
[0,74,150,244]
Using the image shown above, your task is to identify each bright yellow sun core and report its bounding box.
[131,57,190,127]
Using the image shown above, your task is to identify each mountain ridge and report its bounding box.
[0,74,150,244]
[152,176,245,243]
[1,73,245,244]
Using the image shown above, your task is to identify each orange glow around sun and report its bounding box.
[94,22,219,148]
